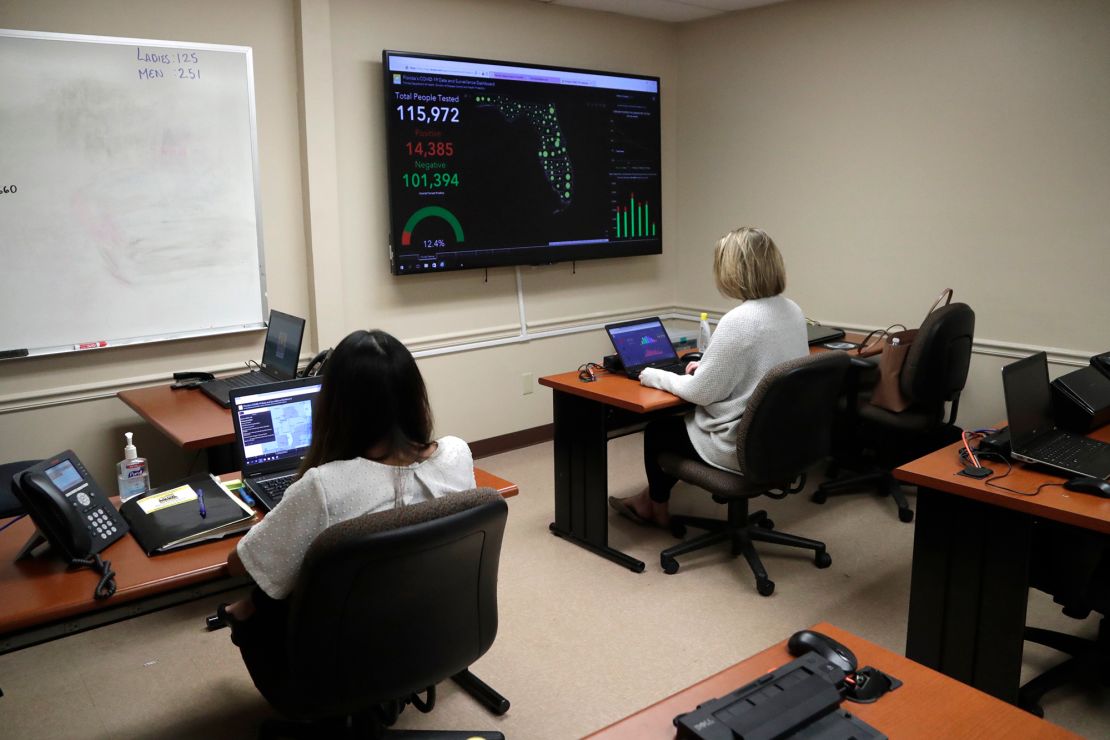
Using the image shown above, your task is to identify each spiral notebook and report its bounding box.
[120,473,256,555]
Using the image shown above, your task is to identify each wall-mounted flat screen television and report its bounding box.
[382,51,662,275]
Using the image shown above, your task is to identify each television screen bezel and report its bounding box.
[382,49,663,276]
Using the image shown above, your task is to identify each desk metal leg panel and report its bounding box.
[906,487,1030,703]
[549,391,645,572]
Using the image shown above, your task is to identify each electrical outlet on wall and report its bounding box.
[521,373,533,395]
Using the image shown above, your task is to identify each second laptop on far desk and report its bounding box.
[1003,351,1110,479]
[200,310,306,408]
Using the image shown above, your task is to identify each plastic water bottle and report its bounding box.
[697,312,713,352]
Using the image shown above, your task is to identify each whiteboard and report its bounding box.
[0,29,267,358]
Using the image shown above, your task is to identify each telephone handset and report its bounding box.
[302,348,332,378]
[13,451,129,563]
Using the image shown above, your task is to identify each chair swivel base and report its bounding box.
[660,507,830,597]
[1019,617,1110,718]
[813,470,914,523]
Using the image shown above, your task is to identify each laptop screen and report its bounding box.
[607,318,678,369]
[260,310,306,379]
[231,379,322,471]
[1002,352,1056,450]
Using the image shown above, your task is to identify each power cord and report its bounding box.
[956,431,1066,497]
[578,362,604,382]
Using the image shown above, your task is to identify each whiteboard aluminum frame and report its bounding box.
[0,28,269,359]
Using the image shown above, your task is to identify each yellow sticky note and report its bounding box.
[137,485,198,514]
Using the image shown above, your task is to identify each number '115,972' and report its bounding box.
[396,105,460,123]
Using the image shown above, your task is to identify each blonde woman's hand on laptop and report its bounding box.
[685,361,700,375]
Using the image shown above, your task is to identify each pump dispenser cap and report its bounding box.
[124,432,137,461]
[700,312,708,321]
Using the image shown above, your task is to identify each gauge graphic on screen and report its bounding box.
[400,205,465,253]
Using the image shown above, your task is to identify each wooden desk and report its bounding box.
[895,425,1110,703]
[538,338,859,572]
[586,622,1077,739]
[118,385,236,449]
[0,468,517,654]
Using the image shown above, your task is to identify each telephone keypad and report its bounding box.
[85,507,119,540]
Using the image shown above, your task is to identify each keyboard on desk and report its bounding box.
[1030,433,1110,465]
[627,362,687,380]
[246,472,296,510]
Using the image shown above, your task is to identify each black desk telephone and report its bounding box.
[12,451,128,598]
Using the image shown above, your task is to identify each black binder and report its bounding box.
[120,473,256,555]
[1051,365,1110,433]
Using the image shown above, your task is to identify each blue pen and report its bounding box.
[198,488,207,518]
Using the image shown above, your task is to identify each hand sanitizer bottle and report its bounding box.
[117,432,150,501]
[697,312,713,352]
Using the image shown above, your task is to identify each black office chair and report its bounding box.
[241,488,509,739]
[1020,521,1110,717]
[813,303,975,522]
[657,351,851,596]
[2,460,40,519]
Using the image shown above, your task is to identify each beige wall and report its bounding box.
[2,0,1106,486]
[676,0,1110,427]
[0,0,680,485]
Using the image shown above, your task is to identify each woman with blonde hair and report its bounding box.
[609,227,808,528]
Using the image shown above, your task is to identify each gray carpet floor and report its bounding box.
[0,436,1106,738]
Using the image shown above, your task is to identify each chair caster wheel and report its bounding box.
[811,491,827,505]
[756,578,775,597]
[757,517,774,530]
[814,551,832,569]
[661,555,679,575]
[898,508,914,523]
[670,522,686,539]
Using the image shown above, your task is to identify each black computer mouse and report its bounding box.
[683,352,703,363]
[1063,476,1110,498]
[787,629,858,673]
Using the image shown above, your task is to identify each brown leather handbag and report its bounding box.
[859,289,953,413]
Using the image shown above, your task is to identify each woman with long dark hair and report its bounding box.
[222,328,474,626]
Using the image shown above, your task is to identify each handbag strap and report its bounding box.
[923,288,953,323]
[856,324,907,355]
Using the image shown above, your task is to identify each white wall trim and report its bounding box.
[2,310,1095,414]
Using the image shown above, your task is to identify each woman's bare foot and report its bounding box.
[621,489,670,527]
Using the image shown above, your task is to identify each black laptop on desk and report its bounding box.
[605,317,688,380]
[1002,352,1110,479]
[229,376,322,511]
[200,310,306,408]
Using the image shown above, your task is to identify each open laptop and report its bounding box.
[1002,352,1110,479]
[229,376,322,511]
[200,310,306,408]
[605,317,688,380]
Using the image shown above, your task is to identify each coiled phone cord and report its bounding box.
[71,553,118,600]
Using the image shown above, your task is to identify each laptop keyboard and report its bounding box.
[255,474,295,504]
[1028,433,1110,470]
[223,371,267,388]
[630,362,686,380]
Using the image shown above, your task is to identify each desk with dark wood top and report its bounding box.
[538,337,859,573]
[0,469,517,654]
[585,622,1078,739]
[896,424,1110,703]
